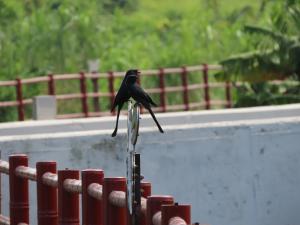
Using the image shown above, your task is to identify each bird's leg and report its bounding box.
[111,105,122,137]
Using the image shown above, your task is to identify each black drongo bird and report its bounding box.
[111,69,164,137]
[111,71,131,137]
[125,70,164,134]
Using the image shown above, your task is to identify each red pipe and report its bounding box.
[161,204,191,225]
[141,182,151,198]
[80,72,89,117]
[225,81,232,108]
[158,69,166,112]
[140,182,151,225]
[181,66,189,111]
[36,162,57,225]
[9,154,29,225]
[15,78,25,121]
[146,195,174,225]
[58,170,80,225]
[103,177,126,225]
[108,72,115,114]
[81,169,104,225]
[48,74,55,95]
[202,64,210,110]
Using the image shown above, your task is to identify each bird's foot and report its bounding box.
[111,130,117,137]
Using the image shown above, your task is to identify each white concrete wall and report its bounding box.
[0,104,300,225]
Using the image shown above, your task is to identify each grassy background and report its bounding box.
[0,0,280,121]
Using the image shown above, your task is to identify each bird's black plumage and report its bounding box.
[111,70,132,137]
[125,71,164,134]
[111,69,164,137]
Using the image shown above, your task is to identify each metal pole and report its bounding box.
[140,182,151,225]
[58,170,80,225]
[146,196,174,225]
[15,78,25,121]
[48,74,55,95]
[225,81,232,108]
[126,101,141,225]
[80,72,88,117]
[202,64,210,110]
[81,169,104,225]
[181,66,189,111]
[161,204,191,225]
[108,72,115,114]
[103,177,127,225]
[36,161,58,225]
[91,75,100,112]
[134,154,141,225]
[9,154,29,225]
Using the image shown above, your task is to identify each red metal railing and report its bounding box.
[0,154,202,225]
[0,65,233,121]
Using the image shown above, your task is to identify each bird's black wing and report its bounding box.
[111,81,130,112]
[129,83,157,107]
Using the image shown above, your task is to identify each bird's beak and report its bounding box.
[137,71,141,74]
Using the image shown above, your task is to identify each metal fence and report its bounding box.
[0,64,233,121]
[0,154,198,225]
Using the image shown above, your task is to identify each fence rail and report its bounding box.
[0,64,294,122]
[0,154,196,225]
[0,64,233,121]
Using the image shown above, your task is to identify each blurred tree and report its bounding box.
[217,0,300,106]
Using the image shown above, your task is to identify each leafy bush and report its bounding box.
[217,0,300,107]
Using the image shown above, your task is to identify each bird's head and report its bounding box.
[125,69,140,84]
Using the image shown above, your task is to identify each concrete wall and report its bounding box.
[0,104,300,225]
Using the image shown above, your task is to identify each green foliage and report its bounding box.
[3,0,294,121]
[218,1,300,81]
[217,0,300,107]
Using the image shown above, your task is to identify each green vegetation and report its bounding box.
[218,0,300,107]
[0,0,298,121]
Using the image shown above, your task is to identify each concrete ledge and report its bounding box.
[0,105,299,225]
[0,103,300,137]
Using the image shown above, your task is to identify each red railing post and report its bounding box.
[108,72,115,114]
[158,68,166,112]
[141,182,151,225]
[181,66,189,111]
[9,154,29,225]
[82,169,104,225]
[225,81,232,108]
[15,78,25,121]
[103,177,126,225]
[91,73,100,112]
[48,74,55,95]
[146,195,174,225]
[58,170,80,225]
[202,64,210,110]
[80,72,89,117]
[141,182,151,198]
[161,204,191,225]
[36,161,58,225]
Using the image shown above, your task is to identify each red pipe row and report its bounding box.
[3,155,191,225]
[12,66,232,121]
